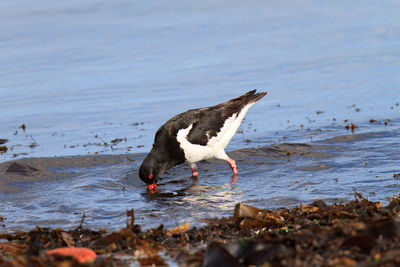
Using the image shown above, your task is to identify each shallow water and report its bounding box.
[0,1,400,231]
[1,128,399,231]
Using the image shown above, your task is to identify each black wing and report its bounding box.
[186,90,267,145]
[152,90,266,160]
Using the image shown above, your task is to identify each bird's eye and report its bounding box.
[149,173,153,179]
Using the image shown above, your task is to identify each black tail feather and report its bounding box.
[245,89,267,103]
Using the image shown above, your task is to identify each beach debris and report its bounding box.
[126,209,134,227]
[0,146,7,154]
[60,232,75,247]
[166,222,190,237]
[201,242,242,267]
[345,122,358,132]
[47,247,97,263]
[111,137,126,144]
[29,136,38,148]
[19,124,26,132]
[1,193,400,266]
[89,232,122,251]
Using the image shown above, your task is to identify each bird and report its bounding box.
[139,90,267,193]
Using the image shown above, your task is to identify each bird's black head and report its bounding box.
[139,155,162,193]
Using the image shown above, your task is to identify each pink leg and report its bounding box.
[226,158,238,175]
[190,164,199,177]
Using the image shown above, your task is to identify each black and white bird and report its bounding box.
[139,90,267,192]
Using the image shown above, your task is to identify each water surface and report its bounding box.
[0,0,399,231]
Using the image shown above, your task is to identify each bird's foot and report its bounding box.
[190,164,199,177]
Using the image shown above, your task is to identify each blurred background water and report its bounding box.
[0,0,399,231]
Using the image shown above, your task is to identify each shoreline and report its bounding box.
[1,193,400,266]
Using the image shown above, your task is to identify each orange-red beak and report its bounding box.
[147,183,157,193]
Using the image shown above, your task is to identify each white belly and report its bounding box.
[176,103,254,163]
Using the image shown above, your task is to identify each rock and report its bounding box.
[201,242,243,267]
